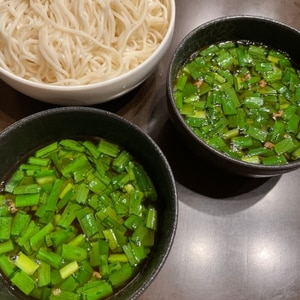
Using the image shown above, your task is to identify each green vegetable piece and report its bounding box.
[61,154,90,178]
[286,114,300,134]
[265,69,282,82]
[292,146,300,159]
[221,93,237,115]
[103,228,120,252]
[16,220,39,247]
[35,170,56,185]
[271,121,285,143]
[132,165,157,200]
[176,74,188,90]
[231,136,253,150]
[75,260,94,285]
[45,178,64,212]
[13,251,39,275]
[80,280,113,300]
[13,183,40,195]
[274,136,298,155]
[108,253,128,264]
[75,182,89,204]
[109,263,134,288]
[59,260,79,279]
[30,222,54,251]
[132,223,155,247]
[61,244,87,262]
[98,139,120,157]
[255,62,273,72]
[11,270,36,295]
[262,154,288,165]
[49,228,76,248]
[67,233,85,247]
[49,269,63,286]
[222,128,239,140]
[112,150,133,173]
[146,207,157,230]
[295,85,300,102]
[248,44,266,59]
[89,239,109,268]
[0,240,14,254]
[28,156,50,167]
[4,170,24,193]
[77,208,98,238]
[243,96,264,109]
[129,190,143,216]
[87,173,107,195]
[38,262,51,287]
[0,254,16,278]
[247,125,268,143]
[59,139,85,152]
[37,248,62,269]
[241,155,261,164]
[49,290,80,300]
[57,202,81,229]
[35,142,58,158]
[59,275,79,292]
[15,193,40,207]
[57,182,74,210]
[124,214,142,230]
[82,140,100,158]
[0,216,12,241]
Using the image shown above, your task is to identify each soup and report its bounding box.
[0,138,157,299]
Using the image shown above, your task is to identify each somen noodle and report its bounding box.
[0,0,170,85]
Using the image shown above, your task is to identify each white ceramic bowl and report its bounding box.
[0,1,175,106]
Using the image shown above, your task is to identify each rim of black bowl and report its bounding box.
[0,106,178,300]
[167,15,300,176]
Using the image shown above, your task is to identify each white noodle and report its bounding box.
[0,0,170,85]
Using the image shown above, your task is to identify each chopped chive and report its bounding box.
[0,240,14,254]
[4,170,24,193]
[35,142,58,158]
[13,251,39,275]
[28,156,50,167]
[146,207,157,230]
[274,136,298,155]
[37,248,62,269]
[98,140,120,157]
[15,193,40,207]
[0,254,16,278]
[108,263,134,288]
[59,261,79,280]
[61,244,87,262]
[38,262,51,287]
[0,216,12,241]
[13,183,40,195]
[11,270,36,295]
[30,222,55,251]
[59,139,85,152]
[80,280,113,300]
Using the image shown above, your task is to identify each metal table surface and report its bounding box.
[1,1,300,299]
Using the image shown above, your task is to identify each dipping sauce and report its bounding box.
[0,138,157,299]
[174,41,300,165]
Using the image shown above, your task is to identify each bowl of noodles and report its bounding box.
[0,0,175,105]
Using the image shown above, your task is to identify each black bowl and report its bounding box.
[167,15,300,177]
[0,107,178,299]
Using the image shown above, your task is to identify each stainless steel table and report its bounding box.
[1,1,300,299]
